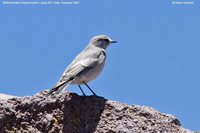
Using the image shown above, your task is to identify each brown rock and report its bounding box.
[0,91,194,133]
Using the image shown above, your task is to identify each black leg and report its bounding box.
[83,82,97,96]
[78,85,86,96]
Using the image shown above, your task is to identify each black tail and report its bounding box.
[46,77,74,97]
[46,81,68,97]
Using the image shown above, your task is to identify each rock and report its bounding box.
[0,93,18,100]
[0,91,195,133]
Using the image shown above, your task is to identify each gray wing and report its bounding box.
[54,47,106,87]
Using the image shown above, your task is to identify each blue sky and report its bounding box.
[0,0,199,130]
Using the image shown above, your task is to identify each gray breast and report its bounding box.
[72,51,106,85]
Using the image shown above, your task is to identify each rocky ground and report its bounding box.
[0,91,196,133]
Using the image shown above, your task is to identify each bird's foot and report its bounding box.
[92,92,97,97]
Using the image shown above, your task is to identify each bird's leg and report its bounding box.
[78,85,86,96]
[83,82,97,96]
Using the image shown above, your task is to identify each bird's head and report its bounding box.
[90,35,117,49]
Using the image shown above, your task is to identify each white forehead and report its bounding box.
[91,35,110,41]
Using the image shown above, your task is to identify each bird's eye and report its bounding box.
[105,39,110,43]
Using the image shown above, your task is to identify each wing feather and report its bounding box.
[55,48,106,86]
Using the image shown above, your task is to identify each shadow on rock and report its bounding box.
[62,94,106,133]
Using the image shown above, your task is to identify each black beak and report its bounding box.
[110,40,117,43]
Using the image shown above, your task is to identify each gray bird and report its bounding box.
[47,35,117,97]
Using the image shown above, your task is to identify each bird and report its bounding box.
[47,35,117,97]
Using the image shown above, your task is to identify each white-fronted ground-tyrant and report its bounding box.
[47,35,117,97]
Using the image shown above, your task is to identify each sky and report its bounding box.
[0,0,199,131]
